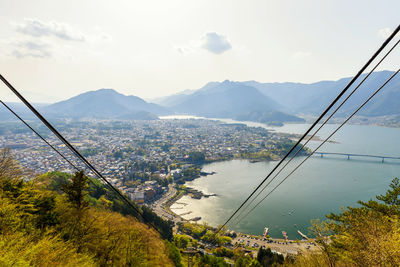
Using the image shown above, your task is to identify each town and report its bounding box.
[0,118,304,204]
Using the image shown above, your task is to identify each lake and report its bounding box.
[169,118,400,239]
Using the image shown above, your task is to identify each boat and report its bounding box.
[297,230,309,240]
[282,231,288,241]
[263,227,269,239]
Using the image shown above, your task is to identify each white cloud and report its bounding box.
[201,32,232,54]
[378,28,392,39]
[176,46,193,54]
[175,32,232,55]
[292,51,311,60]
[174,40,199,54]
[15,18,86,41]
[100,33,113,41]
[91,26,113,42]
[4,20,113,59]
[12,41,51,58]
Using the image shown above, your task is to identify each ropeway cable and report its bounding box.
[232,37,400,224]
[0,100,107,189]
[0,99,167,233]
[215,24,400,234]
[0,75,163,235]
[0,100,80,172]
[234,68,400,225]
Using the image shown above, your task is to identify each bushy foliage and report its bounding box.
[37,169,173,241]
[199,254,229,267]
[290,178,400,267]
[235,256,253,267]
[179,222,232,246]
[187,151,206,163]
[174,234,191,249]
[165,240,184,267]
[179,222,209,239]
[324,178,400,266]
[142,205,173,240]
[0,150,176,266]
[61,170,89,211]
[213,247,234,258]
[0,148,24,179]
[0,232,95,266]
[256,247,284,266]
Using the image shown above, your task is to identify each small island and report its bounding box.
[185,187,217,199]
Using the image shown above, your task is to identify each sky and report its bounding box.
[0,0,399,103]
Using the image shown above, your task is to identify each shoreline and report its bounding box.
[163,158,316,240]
[164,182,318,243]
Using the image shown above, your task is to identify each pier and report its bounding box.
[314,152,400,163]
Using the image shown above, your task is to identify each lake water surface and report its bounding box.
[169,118,400,239]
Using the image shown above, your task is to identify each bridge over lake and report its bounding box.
[314,152,400,163]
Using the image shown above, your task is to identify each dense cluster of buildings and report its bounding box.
[107,179,166,204]
[0,119,296,203]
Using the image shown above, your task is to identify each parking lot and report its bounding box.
[232,235,319,256]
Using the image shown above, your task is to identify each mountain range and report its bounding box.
[1,70,398,123]
[0,90,168,121]
[154,70,400,119]
[165,80,304,123]
[40,89,169,120]
[243,70,400,117]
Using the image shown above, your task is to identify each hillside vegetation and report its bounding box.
[289,177,400,267]
[1,145,400,266]
[0,148,177,266]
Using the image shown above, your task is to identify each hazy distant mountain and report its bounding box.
[245,70,400,117]
[235,110,304,124]
[171,80,279,117]
[149,89,197,106]
[116,111,159,120]
[3,70,397,123]
[0,102,49,121]
[340,71,400,117]
[165,80,304,123]
[41,89,169,119]
[154,70,400,124]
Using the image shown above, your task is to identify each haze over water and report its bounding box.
[170,119,400,239]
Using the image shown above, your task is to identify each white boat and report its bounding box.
[282,231,288,241]
[263,227,269,238]
[297,230,309,240]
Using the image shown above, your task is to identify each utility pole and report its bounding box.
[182,247,198,267]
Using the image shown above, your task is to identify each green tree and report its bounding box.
[287,178,400,267]
[174,234,191,248]
[325,178,400,266]
[0,148,23,180]
[235,256,253,267]
[308,219,336,267]
[213,247,234,258]
[32,192,59,229]
[257,247,284,266]
[165,240,183,267]
[358,177,400,216]
[36,171,71,194]
[61,171,89,211]
[188,151,206,163]
[199,254,229,267]
[0,150,176,266]
[291,178,400,267]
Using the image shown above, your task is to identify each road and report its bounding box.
[151,186,319,255]
[150,184,184,229]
